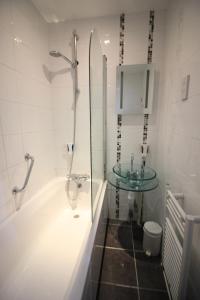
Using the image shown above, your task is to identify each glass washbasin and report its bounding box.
[108,163,158,192]
[113,163,156,181]
[107,172,159,192]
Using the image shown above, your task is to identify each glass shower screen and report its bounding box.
[89,29,105,220]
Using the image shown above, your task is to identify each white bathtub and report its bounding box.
[0,177,107,300]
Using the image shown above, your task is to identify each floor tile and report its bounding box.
[135,252,167,290]
[132,221,144,250]
[98,283,139,300]
[101,248,137,286]
[140,289,169,300]
[106,225,133,249]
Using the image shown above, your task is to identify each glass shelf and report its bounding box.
[113,163,156,181]
[107,172,159,192]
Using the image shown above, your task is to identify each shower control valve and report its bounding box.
[67,143,74,154]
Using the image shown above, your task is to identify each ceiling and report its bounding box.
[31,0,169,23]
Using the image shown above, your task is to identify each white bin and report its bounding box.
[143,221,162,256]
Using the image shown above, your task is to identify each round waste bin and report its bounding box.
[143,221,162,256]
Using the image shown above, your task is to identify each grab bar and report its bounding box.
[12,153,34,194]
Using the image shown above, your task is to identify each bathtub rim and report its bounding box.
[0,176,94,231]
[65,180,107,300]
[0,177,107,300]
[0,177,63,231]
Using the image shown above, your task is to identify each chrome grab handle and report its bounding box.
[12,153,34,194]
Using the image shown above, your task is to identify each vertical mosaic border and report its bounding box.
[119,13,125,66]
[115,13,125,219]
[147,10,154,65]
[142,10,155,159]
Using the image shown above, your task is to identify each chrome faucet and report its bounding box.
[141,156,145,177]
[131,153,134,174]
[67,174,90,188]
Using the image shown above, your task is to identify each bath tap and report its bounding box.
[66,174,90,187]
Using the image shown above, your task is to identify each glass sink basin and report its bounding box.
[107,172,159,192]
[113,163,156,181]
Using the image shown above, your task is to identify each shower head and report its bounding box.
[49,50,75,67]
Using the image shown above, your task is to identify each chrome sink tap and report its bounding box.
[131,153,134,174]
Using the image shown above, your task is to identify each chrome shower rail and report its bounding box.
[12,153,34,194]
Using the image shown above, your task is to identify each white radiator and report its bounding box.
[163,190,200,300]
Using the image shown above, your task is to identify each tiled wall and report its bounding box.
[103,12,165,221]
[0,0,55,223]
[48,12,166,222]
[49,20,91,176]
[1,0,199,295]
[155,0,200,297]
[48,16,120,177]
[0,2,166,225]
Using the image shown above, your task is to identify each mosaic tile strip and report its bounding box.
[147,10,155,65]
[115,13,125,218]
[119,13,125,66]
[142,10,155,164]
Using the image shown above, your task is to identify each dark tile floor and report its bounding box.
[98,219,169,300]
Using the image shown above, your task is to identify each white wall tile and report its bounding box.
[0,101,22,135]
[0,199,14,224]
[11,0,40,49]
[0,26,15,69]
[152,10,166,62]
[0,64,18,101]
[155,1,200,297]
[14,42,48,83]
[23,131,54,158]
[0,0,56,223]
[0,171,11,207]
[180,0,200,62]
[17,75,51,108]
[52,87,73,111]
[53,109,73,131]
[4,134,24,168]
[124,12,149,65]
[20,105,41,133]
[0,135,7,172]
[0,0,12,31]
[77,86,90,111]
[0,4,166,228]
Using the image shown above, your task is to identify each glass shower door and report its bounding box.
[89,29,105,220]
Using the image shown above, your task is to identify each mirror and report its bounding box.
[116,64,155,115]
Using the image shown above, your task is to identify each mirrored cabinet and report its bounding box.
[116,64,155,115]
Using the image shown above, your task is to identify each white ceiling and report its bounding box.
[31,0,169,23]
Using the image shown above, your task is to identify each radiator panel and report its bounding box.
[163,218,182,300]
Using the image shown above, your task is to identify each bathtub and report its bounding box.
[0,177,107,300]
